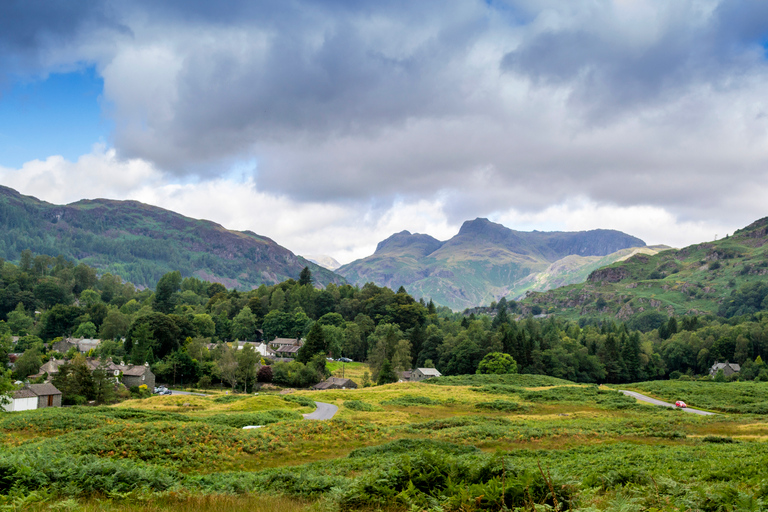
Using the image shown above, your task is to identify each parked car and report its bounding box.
[154,386,172,395]
[338,357,353,363]
[674,400,687,408]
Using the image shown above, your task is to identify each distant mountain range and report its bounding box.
[336,218,647,310]
[0,186,342,289]
[524,217,768,322]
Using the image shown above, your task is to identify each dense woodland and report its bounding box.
[2,250,768,404]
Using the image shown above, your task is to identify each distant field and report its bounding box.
[2,378,768,511]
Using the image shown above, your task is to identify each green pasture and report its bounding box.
[2,378,768,511]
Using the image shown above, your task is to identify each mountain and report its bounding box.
[523,217,768,322]
[0,186,343,289]
[336,218,646,310]
[304,255,342,271]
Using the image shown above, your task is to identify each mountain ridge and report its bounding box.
[337,218,646,310]
[0,185,343,290]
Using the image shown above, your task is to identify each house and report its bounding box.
[231,341,275,357]
[269,338,301,350]
[411,368,442,381]
[27,383,62,408]
[53,337,101,354]
[3,388,38,412]
[313,377,358,390]
[710,361,741,378]
[274,345,301,357]
[117,362,155,390]
[30,358,66,380]
[399,370,413,382]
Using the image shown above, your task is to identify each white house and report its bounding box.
[3,388,40,412]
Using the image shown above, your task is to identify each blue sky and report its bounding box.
[0,67,109,168]
[1,1,768,262]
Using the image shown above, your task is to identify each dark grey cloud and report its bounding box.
[4,0,768,231]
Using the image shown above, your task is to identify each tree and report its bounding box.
[13,348,42,380]
[236,345,261,392]
[154,271,182,314]
[73,321,97,339]
[91,364,117,404]
[476,352,518,375]
[99,310,130,340]
[299,266,313,287]
[7,303,33,336]
[297,322,327,363]
[198,375,212,390]
[232,306,257,340]
[377,359,397,385]
[192,314,216,338]
[53,355,95,405]
[216,346,239,390]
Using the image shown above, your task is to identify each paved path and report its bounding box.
[166,389,208,396]
[303,401,338,420]
[619,390,716,416]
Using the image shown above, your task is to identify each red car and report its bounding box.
[675,400,687,408]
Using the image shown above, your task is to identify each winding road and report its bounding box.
[619,390,716,416]
[302,401,339,420]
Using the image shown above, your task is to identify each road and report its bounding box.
[303,401,338,420]
[619,390,716,416]
[166,390,208,396]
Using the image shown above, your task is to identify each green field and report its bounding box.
[3,378,768,511]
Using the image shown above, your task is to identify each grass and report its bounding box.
[4,378,768,511]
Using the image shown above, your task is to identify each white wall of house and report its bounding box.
[3,397,37,412]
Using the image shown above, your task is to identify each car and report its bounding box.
[674,400,687,408]
[338,357,353,363]
[154,386,172,395]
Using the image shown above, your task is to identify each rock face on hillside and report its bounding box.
[0,185,343,290]
[337,217,645,310]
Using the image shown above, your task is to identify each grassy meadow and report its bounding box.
[3,375,768,511]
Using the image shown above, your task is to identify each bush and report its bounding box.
[282,395,315,408]
[257,365,273,383]
[381,395,441,407]
[343,400,379,412]
[475,400,524,412]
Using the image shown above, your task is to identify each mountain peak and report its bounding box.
[374,231,443,257]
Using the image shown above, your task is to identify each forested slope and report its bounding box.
[0,186,342,289]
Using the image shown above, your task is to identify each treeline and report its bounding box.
[4,251,768,395]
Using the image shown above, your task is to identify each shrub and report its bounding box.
[475,400,524,412]
[343,400,379,412]
[257,365,273,383]
[381,395,440,407]
[282,395,315,408]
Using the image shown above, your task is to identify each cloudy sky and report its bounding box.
[1,0,767,264]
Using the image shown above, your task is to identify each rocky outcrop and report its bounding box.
[587,266,629,283]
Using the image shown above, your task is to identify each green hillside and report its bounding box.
[337,218,646,310]
[0,186,342,289]
[523,217,768,323]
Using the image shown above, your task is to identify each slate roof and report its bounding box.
[313,377,358,390]
[416,368,442,377]
[118,364,151,377]
[28,383,62,396]
[276,345,301,354]
[270,338,300,346]
[12,388,37,399]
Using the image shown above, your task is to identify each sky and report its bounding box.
[1,0,768,264]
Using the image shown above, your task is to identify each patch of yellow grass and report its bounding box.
[30,494,318,512]
[112,393,311,416]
